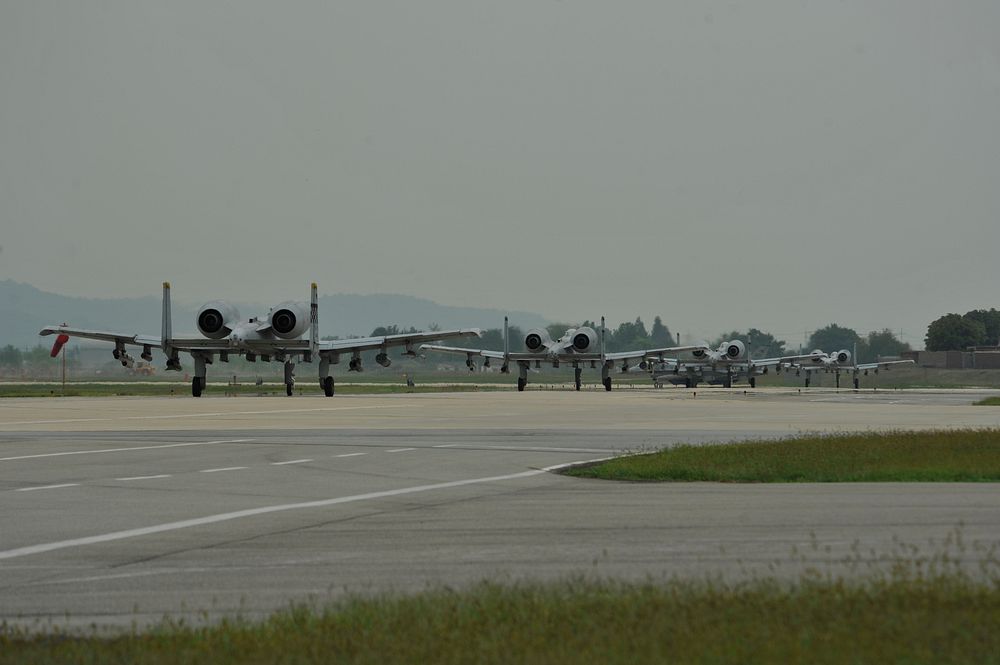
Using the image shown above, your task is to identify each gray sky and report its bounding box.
[2,1,998,348]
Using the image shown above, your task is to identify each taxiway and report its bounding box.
[1,389,998,629]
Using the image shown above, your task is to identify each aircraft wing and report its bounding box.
[603,345,708,362]
[855,359,915,371]
[320,328,482,354]
[419,343,505,360]
[39,326,162,348]
[749,353,823,368]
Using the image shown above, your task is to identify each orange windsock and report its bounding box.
[50,334,70,358]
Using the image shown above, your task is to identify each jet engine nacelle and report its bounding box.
[833,349,851,364]
[268,301,311,339]
[723,340,746,359]
[571,326,598,352]
[807,350,827,364]
[524,328,552,352]
[197,301,241,339]
[691,341,709,359]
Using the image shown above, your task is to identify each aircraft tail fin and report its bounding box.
[161,282,177,369]
[600,316,606,363]
[161,282,173,350]
[503,316,509,364]
[309,282,319,360]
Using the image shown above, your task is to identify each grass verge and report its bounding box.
[565,430,1000,482]
[0,383,506,398]
[975,397,1000,406]
[2,571,998,665]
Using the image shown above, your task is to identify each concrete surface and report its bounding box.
[0,389,998,629]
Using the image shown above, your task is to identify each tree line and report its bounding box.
[925,309,1000,351]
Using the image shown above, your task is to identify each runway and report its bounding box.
[1,389,998,629]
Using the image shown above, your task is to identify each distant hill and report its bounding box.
[0,280,547,348]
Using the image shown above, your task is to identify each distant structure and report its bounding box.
[904,347,1000,369]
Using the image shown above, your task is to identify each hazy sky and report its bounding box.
[2,1,998,348]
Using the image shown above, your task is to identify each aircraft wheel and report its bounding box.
[854,377,860,390]
[323,376,334,397]
[192,377,203,398]
[517,378,526,392]
[749,377,756,389]
[286,383,294,397]
[603,377,612,392]
[805,377,811,388]
[575,379,582,391]
[684,378,692,389]
[723,377,732,388]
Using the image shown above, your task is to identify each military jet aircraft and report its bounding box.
[788,349,915,388]
[40,283,481,397]
[642,340,820,388]
[420,317,707,391]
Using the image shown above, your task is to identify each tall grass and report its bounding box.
[566,429,1000,482]
[2,530,997,663]
[3,568,998,664]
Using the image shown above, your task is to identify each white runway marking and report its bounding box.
[115,474,172,481]
[16,483,79,492]
[432,444,459,448]
[199,466,248,474]
[335,452,367,458]
[0,458,612,560]
[271,459,313,466]
[385,448,416,453]
[0,439,254,463]
[0,405,419,427]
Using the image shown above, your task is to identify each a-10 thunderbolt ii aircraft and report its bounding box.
[642,340,821,388]
[40,283,481,397]
[420,317,707,391]
[787,349,915,388]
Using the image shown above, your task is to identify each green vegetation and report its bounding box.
[3,568,998,665]
[806,324,911,364]
[566,430,1000,483]
[975,397,1000,406]
[926,309,1000,351]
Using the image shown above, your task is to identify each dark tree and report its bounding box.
[963,309,1000,346]
[807,324,861,353]
[925,314,986,351]
[0,344,23,369]
[858,329,910,363]
[650,316,673,347]
[609,317,650,352]
[712,329,786,358]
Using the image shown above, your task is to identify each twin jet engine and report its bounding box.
[196,300,311,340]
[691,339,746,362]
[523,326,598,353]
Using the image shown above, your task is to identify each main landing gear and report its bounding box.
[192,352,209,397]
[284,361,295,397]
[517,362,529,392]
[322,375,335,397]
[749,376,756,389]
[574,366,582,391]
[601,361,612,391]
